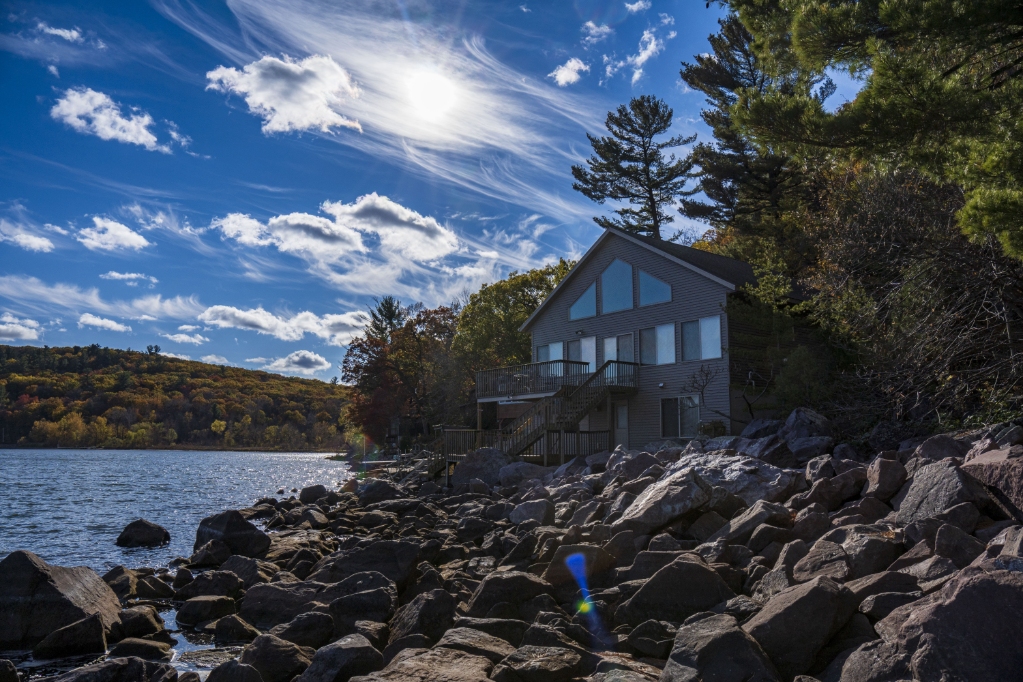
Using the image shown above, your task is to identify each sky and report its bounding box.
[0,0,742,379]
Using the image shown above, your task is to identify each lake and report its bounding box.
[0,448,353,572]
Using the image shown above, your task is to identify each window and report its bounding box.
[639,270,671,306]
[536,341,563,362]
[639,323,675,365]
[661,395,701,438]
[567,337,596,371]
[601,259,633,313]
[682,315,722,361]
[569,282,596,320]
[603,333,634,363]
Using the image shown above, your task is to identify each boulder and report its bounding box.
[863,457,908,502]
[742,435,797,468]
[668,453,798,506]
[859,591,922,620]
[33,613,107,659]
[207,660,264,682]
[35,657,178,682]
[742,577,857,679]
[299,485,328,504]
[707,501,791,547]
[103,566,138,600]
[195,511,271,558]
[116,519,171,548]
[788,437,834,464]
[118,605,164,639]
[268,612,335,649]
[241,573,395,628]
[176,596,237,627]
[498,462,549,488]
[0,550,121,649]
[174,570,244,601]
[466,571,555,618]
[963,447,1023,515]
[0,660,16,682]
[386,589,455,645]
[239,634,314,682]
[741,419,782,440]
[914,434,970,461]
[792,541,850,583]
[221,555,279,589]
[435,627,516,663]
[189,540,232,567]
[451,618,530,647]
[778,408,833,442]
[661,613,780,682]
[540,545,615,602]
[491,645,580,682]
[451,448,512,487]
[215,614,261,644]
[615,556,735,626]
[934,523,986,569]
[610,467,712,535]
[330,588,398,634]
[895,460,992,526]
[357,480,405,507]
[307,542,420,588]
[349,646,492,682]
[817,525,905,580]
[107,638,172,662]
[295,634,383,682]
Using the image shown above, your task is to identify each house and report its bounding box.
[444,226,760,469]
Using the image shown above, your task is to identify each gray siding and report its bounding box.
[527,233,733,447]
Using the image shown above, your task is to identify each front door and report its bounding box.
[613,401,629,449]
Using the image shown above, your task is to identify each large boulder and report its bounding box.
[307,542,420,588]
[451,448,512,487]
[220,555,279,588]
[963,447,1023,516]
[508,500,555,526]
[834,565,1023,681]
[329,588,397,634]
[195,511,271,558]
[864,457,908,502]
[540,545,615,602]
[357,480,405,507]
[347,646,492,682]
[466,571,555,618]
[207,660,263,682]
[667,453,799,506]
[174,570,244,601]
[35,657,178,682]
[662,613,781,682]
[435,627,517,664]
[239,634,314,682]
[778,407,833,442]
[33,613,107,659]
[614,556,735,626]
[498,462,549,487]
[386,589,455,645]
[611,467,712,535]
[107,638,172,662]
[299,485,328,504]
[116,519,170,548]
[176,596,236,627]
[707,500,791,547]
[241,573,395,628]
[295,634,383,682]
[490,645,581,682]
[742,577,857,679]
[268,612,335,649]
[895,460,992,526]
[0,550,121,649]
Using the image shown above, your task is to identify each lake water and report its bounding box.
[0,448,353,572]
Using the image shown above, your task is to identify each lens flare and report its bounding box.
[564,552,614,650]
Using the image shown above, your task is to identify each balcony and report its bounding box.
[475,360,591,402]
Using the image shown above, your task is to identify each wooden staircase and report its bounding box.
[502,360,638,459]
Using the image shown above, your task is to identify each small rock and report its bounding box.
[207,659,265,682]
[215,614,261,644]
[176,595,237,627]
[268,612,335,649]
[107,637,172,661]
[116,519,171,548]
[239,634,314,682]
[295,634,383,682]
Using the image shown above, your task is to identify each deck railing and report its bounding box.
[476,360,591,400]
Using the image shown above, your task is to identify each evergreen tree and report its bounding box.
[572,95,695,240]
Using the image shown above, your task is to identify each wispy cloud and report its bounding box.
[200,354,229,364]
[548,58,589,87]
[37,23,83,43]
[0,275,203,321]
[0,218,55,252]
[581,22,613,47]
[604,27,676,84]
[0,313,41,341]
[161,332,208,344]
[625,0,652,13]
[77,217,151,251]
[100,271,158,287]
[198,306,368,346]
[263,349,331,376]
[161,351,191,360]
[78,313,131,332]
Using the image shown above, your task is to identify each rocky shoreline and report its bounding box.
[2,408,1023,682]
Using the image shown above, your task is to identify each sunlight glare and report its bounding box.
[406,69,459,123]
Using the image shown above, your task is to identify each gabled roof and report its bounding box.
[519,226,757,332]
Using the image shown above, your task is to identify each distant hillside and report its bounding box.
[0,344,347,450]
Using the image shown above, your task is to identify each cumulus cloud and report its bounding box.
[321,193,458,261]
[198,306,368,346]
[581,22,613,47]
[100,271,158,287]
[50,88,171,152]
[200,354,229,364]
[161,332,209,345]
[264,350,331,376]
[178,324,199,331]
[78,313,131,332]
[78,217,151,252]
[0,313,41,341]
[0,275,202,321]
[0,219,55,252]
[207,54,361,134]
[604,27,676,84]
[659,13,675,25]
[37,23,83,43]
[212,211,363,263]
[625,0,651,12]
[161,352,191,360]
[548,58,589,87]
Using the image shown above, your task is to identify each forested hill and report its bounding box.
[0,344,347,450]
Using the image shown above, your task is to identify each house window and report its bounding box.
[536,341,564,362]
[601,259,633,313]
[639,270,671,306]
[639,323,675,365]
[569,282,596,320]
[603,333,634,363]
[682,315,722,361]
[661,395,701,438]
[567,336,596,372]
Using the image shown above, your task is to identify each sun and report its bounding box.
[406,69,459,123]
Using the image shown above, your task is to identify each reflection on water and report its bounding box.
[0,448,352,572]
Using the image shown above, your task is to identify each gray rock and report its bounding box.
[788,437,834,464]
[708,501,791,547]
[116,519,170,548]
[103,566,138,600]
[466,571,555,619]
[662,613,780,682]
[914,434,970,460]
[195,511,271,558]
[215,614,261,644]
[241,573,395,628]
[207,660,265,682]
[175,570,244,601]
[896,460,992,525]
[107,638,172,661]
[611,467,712,536]
[299,485,328,504]
[330,588,397,634]
[934,523,986,568]
[435,627,516,663]
[118,605,164,639]
[36,657,178,682]
[307,542,420,589]
[33,613,107,659]
[742,435,797,468]
[357,480,405,507]
[509,500,555,526]
[740,419,782,440]
[615,556,735,626]
[0,550,121,649]
[778,408,833,442]
[450,617,530,647]
[863,457,907,502]
[268,612,334,648]
[386,589,455,645]
[625,619,675,658]
[858,591,922,620]
[491,645,580,682]
[176,596,237,627]
[220,556,279,589]
[239,634,314,682]
[349,646,492,681]
[189,540,232,567]
[498,462,549,488]
[135,575,175,599]
[295,634,383,682]
[963,447,1023,516]
[451,448,512,487]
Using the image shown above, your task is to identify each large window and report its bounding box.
[601,259,633,313]
[536,341,563,362]
[569,283,596,320]
[682,315,722,361]
[661,395,700,438]
[639,270,671,306]
[639,323,675,365]
[603,333,634,363]
[568,336,596,371]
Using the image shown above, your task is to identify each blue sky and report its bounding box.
[0,0,736,379]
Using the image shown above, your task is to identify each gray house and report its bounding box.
[446,226,757,466]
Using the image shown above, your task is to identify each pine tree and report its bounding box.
[572,95,695,240]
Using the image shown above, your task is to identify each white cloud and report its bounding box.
[78,313,131,332]
[625,0,652,13]
[264,350,331,376]
[581,22,613,47]
[161,352,191,360]
[50,88,170,152]
[198,306,368,346]
[0,219,55,252]
[78,217,151,252]
[519,5,531,12]
[0,313,41,341]
[48,64,60,77]
[321,193,458,261]
[178,324,200,331]
[604,27,676,84]
[0,275,202,321]
[659,13,675,25]
[207,54,362,134]
[200,354,229,364]
[161,332,209,345]
[100,271,158,287]
[245,357,268,364]
[548,58,589,87]
[37,23,83,43]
